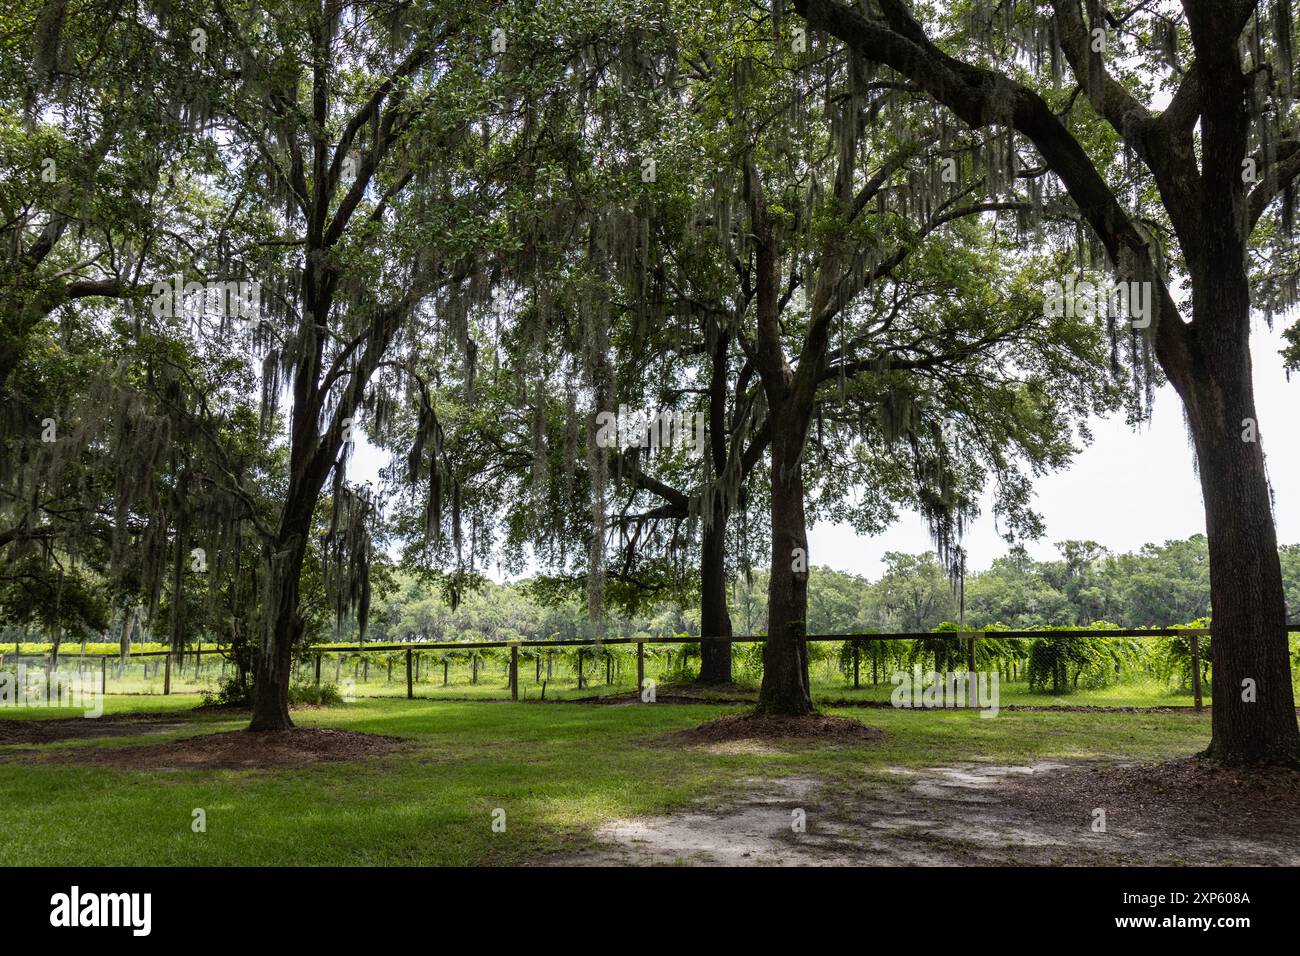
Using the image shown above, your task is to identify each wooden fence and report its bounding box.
[9,625,1299,711]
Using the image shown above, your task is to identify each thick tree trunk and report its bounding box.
[1178,57,1300,762]
[792,0,1300,764]
[1176,275,1300,764]
[247,277,338,730]
[248,528,308,731]
[697,493,733,685]
[756,425,814,715]
[697,319,739,685]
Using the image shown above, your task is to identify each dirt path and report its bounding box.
[548,761,1300,866]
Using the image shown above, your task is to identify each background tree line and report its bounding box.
[41,533,1276,647]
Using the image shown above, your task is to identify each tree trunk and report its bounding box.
[791,0,1300,764]
[756,424,814,715]
[47,624,62,677]
[697,493,733,685]
[1175,294,1299,763]
[697,320,738,686]
[248,530,307,731]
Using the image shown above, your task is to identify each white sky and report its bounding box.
[349,318,1298,582]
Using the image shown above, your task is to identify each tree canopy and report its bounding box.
[3,0,1298,763]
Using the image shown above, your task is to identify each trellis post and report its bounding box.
[1190,631,1204,712]
[510,645,519,701]
[967,633,980,708]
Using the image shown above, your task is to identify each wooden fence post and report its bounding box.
[577,649,585,689]
[315,654,322,685]
[406,648,413,700]
[101,656,107,696]
[163,653,171,695]
[967,634,979,708]
[1190,631,1204,712]
[511,645,519,701]
[853,644,860,689]
[637,641,645,692]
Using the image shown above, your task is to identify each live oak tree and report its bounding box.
[517,1,1116,696]
[792,0,1300,763]
[669,2,1120,714]
[187,0,554,730]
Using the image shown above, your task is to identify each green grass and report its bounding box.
[0,693,1215,866]
[813,680,1209,708]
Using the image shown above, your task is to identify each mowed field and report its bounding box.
[7,691,1287,867]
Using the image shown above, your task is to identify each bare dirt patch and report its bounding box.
[547,759,1300,866]
[551,776,861,866]
[665,712,885,748]
[0,714,194,745]
[40,727,405,771]
[996,757,1300,863]
[579,694,754,707]
[559,683,756,706]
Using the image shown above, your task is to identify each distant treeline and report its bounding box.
[339,534,1300,644]
[7,535,1299,648]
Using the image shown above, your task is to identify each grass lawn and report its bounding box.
[0,693,1216,866]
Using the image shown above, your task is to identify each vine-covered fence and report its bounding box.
[6,626,1300,709]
